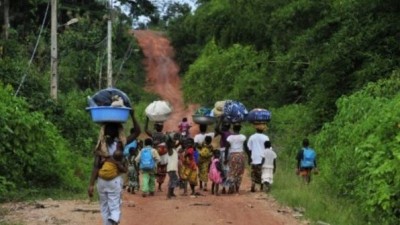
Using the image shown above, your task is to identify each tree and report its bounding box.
[117,0,157,19]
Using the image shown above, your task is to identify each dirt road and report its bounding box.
[133,30,199,136]
[1,30,305,225]
[124,30,304,225]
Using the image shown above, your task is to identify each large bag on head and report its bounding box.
[223,100,248,123]
[192,107,216,125]
[91,88,131,107]
[247,108,271,123]
[139,147,155,170]
[145,100,172,122]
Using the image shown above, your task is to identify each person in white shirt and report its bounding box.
[193,124,215,191]
[194,124,215,149]
[261,140,277,193]
[225,124,246,194]
[246,123,269,192]
[166,136,179,199]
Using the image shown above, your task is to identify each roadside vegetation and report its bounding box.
[1,0,399,225]
[166,1,400,224]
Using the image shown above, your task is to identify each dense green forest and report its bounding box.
[1,0,399,224]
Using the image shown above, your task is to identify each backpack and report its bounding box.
[139,147,155,170]
[123,140,137,157]
[300,147,316,168]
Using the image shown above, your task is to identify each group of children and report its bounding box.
[125,132,227,198]
[96,129,317,202]
[123,134,284,198]
[89,116,317,225]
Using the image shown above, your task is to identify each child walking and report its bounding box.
[181,138,198,196]
[208,150,224,196]
[261,141,277,193]
[127,145,140,194]
[178,117,192,137]
[166,137,179,199]
[296,138,318,183]
[198,136,214,191]
[135,138,160,197]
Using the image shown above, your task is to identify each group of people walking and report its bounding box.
[88,110,317,225]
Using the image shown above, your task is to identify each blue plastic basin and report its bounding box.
[86,106,131,123]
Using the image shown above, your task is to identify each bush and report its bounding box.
[314,72,400,224]
[268,104,317,158]
[54,90,100,157]
[0,84,87,201]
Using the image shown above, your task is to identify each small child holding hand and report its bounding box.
[261,141,277,193]
[208,150,224,196]
[167,137,179,199]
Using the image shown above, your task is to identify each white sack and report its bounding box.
[145,100,173,122]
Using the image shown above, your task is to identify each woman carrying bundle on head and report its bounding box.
[225,123,247,194]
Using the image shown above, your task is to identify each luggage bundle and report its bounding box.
[211,101,226,117]
[86,88,132,123]
[246,108,271,124]
[223,100,248,123]
[211,100,248,123]
[145,100,173,122]
[192,107,216,125]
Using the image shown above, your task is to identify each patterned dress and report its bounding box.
[198,144,213,183]
[181,147,198,185]
[127,155,139,191]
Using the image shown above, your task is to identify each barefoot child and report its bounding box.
[208,150,224,196]
[261,141,277,193]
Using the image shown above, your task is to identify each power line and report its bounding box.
[15,0,50,97]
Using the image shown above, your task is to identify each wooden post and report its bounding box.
[106,0,113,88]
[50,0,58,100]
[3,0,9,40]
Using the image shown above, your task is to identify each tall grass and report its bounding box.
[271,164,364,225]
[259,104,367,225]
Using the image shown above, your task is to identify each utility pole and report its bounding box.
[106,0,113,88]
[50,0,58,100]
[3,0,10,40]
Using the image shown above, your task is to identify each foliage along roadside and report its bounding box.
[255,73,399,225]
[0,83,91,201]
[169,0,400,128]
[169,2,400,222]
[313,72,400,224]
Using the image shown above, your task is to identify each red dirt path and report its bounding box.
[133,30,199,136]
